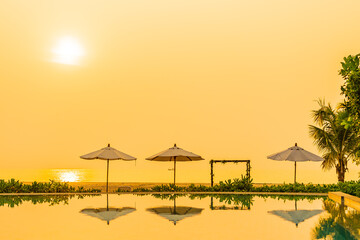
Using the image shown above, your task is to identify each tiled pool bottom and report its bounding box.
[0,194,358,240]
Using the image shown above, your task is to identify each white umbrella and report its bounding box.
[146,144,204,185]
[267,143,323,183]
[80,144,136,193]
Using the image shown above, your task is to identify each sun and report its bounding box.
[52,36,84,65]
[59,171,80,182]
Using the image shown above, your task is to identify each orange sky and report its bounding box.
[1,0,360,183]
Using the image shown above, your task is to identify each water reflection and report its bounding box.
[209,195,253,210]
[269,200,323,227]
[312,200,360,239]
[80,194,136,225]
[0,193,336,240]
[258,194,327,202]
[149,194,325,211]
[0,194,97,207]
[147,195,203,225]
[150,193,254,210]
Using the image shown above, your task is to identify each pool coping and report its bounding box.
[328,192,360,211]
[0,191,328,196]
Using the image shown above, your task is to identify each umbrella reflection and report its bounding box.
[147,198,203,225]
[268,200,323,227]
[80,194,136,225]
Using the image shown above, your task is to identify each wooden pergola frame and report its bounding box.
[210,197,251,210]
[210,159,251,187]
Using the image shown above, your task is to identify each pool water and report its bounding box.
[0,194,358,240]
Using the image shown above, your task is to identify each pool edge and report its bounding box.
[328,192,360,211]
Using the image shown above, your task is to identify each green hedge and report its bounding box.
[0,179,101,193]
[129,176,360,197]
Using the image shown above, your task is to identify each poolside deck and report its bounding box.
[328,192,360,211]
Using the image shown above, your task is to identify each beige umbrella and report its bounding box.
[267,143,323,183]
[80,144,136,193]
[146,144,204,185]
[147,199,203,225]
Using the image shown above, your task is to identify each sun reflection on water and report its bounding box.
[53,169,82,182]
[59,171,80,182]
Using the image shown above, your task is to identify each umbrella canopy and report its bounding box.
[267,143,323,162]
[146,144,204,185]
[80,207,136,225]
[80,144,136,193]
[80,144,136,161]
[147,206,203,225]
[267,143,323,183]
[268,209,323,227]
[146,144,204,162]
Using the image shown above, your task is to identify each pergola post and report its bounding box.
[246,160,251,179]
[210,160,214,187]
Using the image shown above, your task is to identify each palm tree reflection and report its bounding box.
[312,200,360,239]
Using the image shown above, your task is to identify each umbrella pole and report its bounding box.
[174,198,176,213]
[107,193,109,211]
[294,161,297,184]
[174,156,176,186]
[106,159,109,193]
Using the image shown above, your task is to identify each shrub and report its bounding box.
[0,179,100,193]
[212,175,253,192]
[129,178,360,196]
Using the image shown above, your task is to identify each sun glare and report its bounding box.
[52,36,84,65]
[59,171,80,182]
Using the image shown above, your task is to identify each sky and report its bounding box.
[1,0,360,183]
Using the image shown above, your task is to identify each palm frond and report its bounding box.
[321,152,336,170]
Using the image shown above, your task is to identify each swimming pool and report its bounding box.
[0,194,357,239]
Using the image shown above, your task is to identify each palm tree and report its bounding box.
[309,99,360,182]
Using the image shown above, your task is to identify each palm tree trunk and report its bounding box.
[338,160,345,182]
[338,174,344,182]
